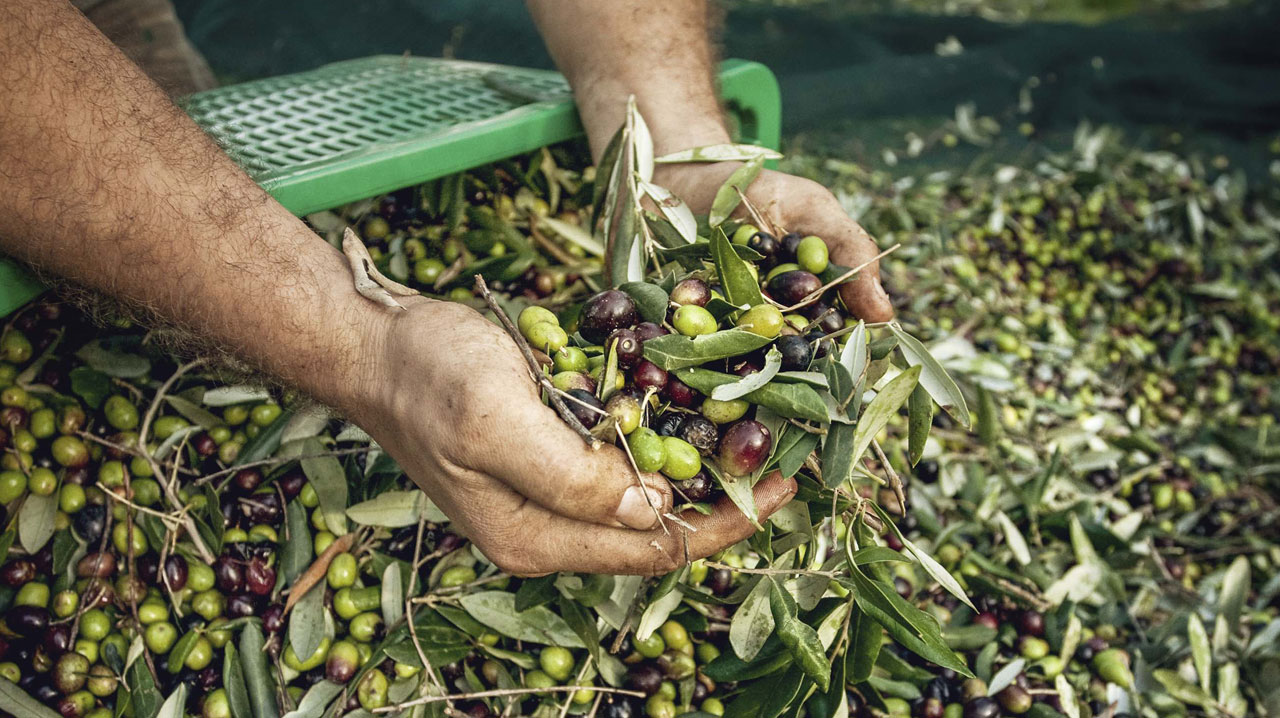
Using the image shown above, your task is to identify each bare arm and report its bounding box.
[529,0,895,321]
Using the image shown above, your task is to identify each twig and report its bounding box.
[404,516,454,716]
[284,532,357,614]
[702,560,839,578]
[474,275,601,449]
[615,423,665,533]
[732,186,780,238]
[872,440,906,512]
[529,216,585,267]
[136,359,216,564]
[373,686,645,712]
[192,447,374,487]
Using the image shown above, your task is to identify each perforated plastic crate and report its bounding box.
[0,56,780,316]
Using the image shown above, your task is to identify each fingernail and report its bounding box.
[617,486,663,529]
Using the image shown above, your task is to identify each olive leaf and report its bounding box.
[458,591,584,647]
[280,501,312,586]
[155,685,187,718]
[838,320,867,380]
[712,348,782,402]
[711,227,765,308]
[730,578,775,661]
[638,181,697,244]
[234,407,294,467]
[848,365,920,475]
[870,503,974,611]
[995,511,1031,566]
[1188,613,1212,693]
[382,563,404,627]
[820,422,857,490]
[644,330,773,371]
[842,565,971,677]
[0,677,63,718]
[201,386,272,407]
[280,681,344,718]
[164,395,223,430]
[709,155,764,226]
[75,340,150,378]
[772,430,819,480]
[889,325,971,427]
[1220,556,1250,632]
[636,574,687,641]
[167,630,200,674]
[514,575,558,612]
[767,578,830,691]
[69,366,110,408]
[19,493,57,554]
[987,659,1026,695]
[345,490,429,528]
[846,606,882,684]
[704,461,760,529]
[239,622,280,718]
[655,144,783,164]
[907,385,933,466]
[677,367,827,422]
[619,281,670,324]
[288,583,325,667]
[300,439,347,535]
[537,216,605,257]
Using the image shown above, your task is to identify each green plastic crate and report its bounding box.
[0,56,780,316]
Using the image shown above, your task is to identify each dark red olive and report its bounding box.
[633,361,668,393]
[136,555,159,585]
[226,594,258,618]
[1015,610,1044,637]
[633,322,668,343]
[435,533,465,554]
[245,559,275,596]
[677,415,719,456]
[974,612,1000,631]
[670,278,711,307]
[0,559,36,587]
[730,355,763,376]
[675,472,713,503]
[214,556,244,593]
[246,492,284,525]
[193,433,218,457]
[234,468,263,494]
[8,605,50,635]
[664,377,700,408]
[163,555,189,591]
[43,623,72,655]
[76,552,116,579]
[579,290,638,344]
[599,698,636,718]
[625,663,664,695]
[608,329,643,369]
[33,543,54,575]
[963,697,1002,718]
[0,406,27,430]
[776,335,812,371]
[779,232,803,261]
[747,231,779,263]
[706,568,733,596]
[463,702,491,718]
[262,604,285,633]
[59,406,86,435]
[277,471,306,500]
[804,301,845,335]
[768,270,822,305]
[565,389,605,429]
[197,666,221,690]
[104,433,133,461]
[718,420,772,476]
[920,698,945,718]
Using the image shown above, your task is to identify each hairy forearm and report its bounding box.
[0,1,384,413]
[527,0,731,160]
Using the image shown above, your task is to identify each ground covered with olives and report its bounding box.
[0,120,1276,718]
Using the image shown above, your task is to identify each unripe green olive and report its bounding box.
[701,698,725,716]
[250,403,282,427]
[349,612,383,642]
[0,330,33,363]
[357,670,390,711]
[86,663,117,697]
[628,428,667,473]
[413,258,446,285]
[796,235,829,274]
[326,552,357,588]
[539,646,575,682]
[0,469,26,503]
[673,305,717,337]
[29,408,56,439]
[524,669,556,689]
[113,521,148,555]
[660,437,701,480]
[185,636,214,671]
[28,467,58,496]
[659,620,690,652]
[74,639,98,664]
[314,531,336,555]
[203,689,231,718]
[130,453,154,478]
[605,394,643,435]
[52,589,79,618]
[144,621,177,654]
[192,590,224,620]
[79,609,111,641]
[284,636,331,672]
[58,691,95,718]
[438,565,477,588]
[696,642,720,664]
[736,304,784,339]
[701,398,749,424]
[553,346,589,373]
[188,562,215,593]
[152,415,189,440]
[645,695,677,718]
[519,306,559,336]
[54,651,90,693]
[138,600,169,625]
[731,224,758,245]
[205,618,232,648]
[59,484,86,514]
[634,632,665,659]
[0,661,19,683]
[15,581,49,608]
[334,586,380,620]
[526,322,569,354]
[103,396,140,431]
[131,479,161,507]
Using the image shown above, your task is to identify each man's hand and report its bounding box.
[355,298,797,575]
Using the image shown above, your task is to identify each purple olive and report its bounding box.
[670,278,711,307]
[718,420,772,476]
[579,290,638,344]
[768,270,822,305]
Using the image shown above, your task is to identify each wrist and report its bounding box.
[574,76,732,161]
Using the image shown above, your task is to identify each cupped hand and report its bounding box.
[354,297,797,576]
[653,163,895,322]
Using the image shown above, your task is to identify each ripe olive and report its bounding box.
[768,270,822,305]
[672,305,717,337]
[747,231,779,263]
[633,322,668,343]
[1,558,36,586]
[718,420,772,476]
[245,558,275,595]
[736,304,784,339]
[652,412,685,437]
[609,328,643,368]
[552,371,596,395]
[579,290,638,344]
[670,278,711,307]
[213,557,244,593]
[664,377,700,407]
[962,697,1002,718]
[326,640,361,683]
[676,415,719,456]
[776,335,813,371]
[1014,610,1044,637]
[632,361,668,393]
[626,663,663,695]
[565,389,606,429]
[660,437,701,481]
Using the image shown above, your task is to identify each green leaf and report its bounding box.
[907,385,932,466]
[636,577,686,641]
[288,584,325,671]
[0,677,64,718]
[712,348,782,402]
[988,659,1027,694]
[850,547,910,565]
[768,579,830,691]
[381,562,404,627]
[222,644,252,718]
[730,578,775,661]
[944,625,999,652]
[280,501,311,586]
[1220,556,1250,632]
[201,386,272,407]
[19,493,57,553]
[842,566,971,676]
[706,462,759,528]
[300,439,347,535]
[1187,613,1212,693]
[345,491,426,528]
[125,645,163,718]
[233,407,294,467]
[166,630,200,673]
[69,367,111,409]
[281,681,344,718]
[704,638,790,682]
[773,430,819,480]
[155,685,187,718]
[995,512,1031,566]
[889,326,971,427]
[871,503,973,611]
[709,156,764,226]
[458,591,584,647]
[599,337,622,403]
[514,575,558,612]
[0,529,14,566]
[822,359,856,411]
[644,329,773,371]
[1151,669,1214,708]
[839,321,868,380]
[711,227,765,308]
[638,181,697,244]
[239,622,279,718]
[849,366,921,475]
[655,144,782,164]
[846,605,881,683]
[678,368,827,422]
[75,340,150,378]
[164,395,223,430]
[820,422,857,490]
[590,124,625,230]
[619,282,670,324]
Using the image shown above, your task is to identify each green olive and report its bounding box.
[448,287,474,302]
[206,618,232,648]
[130,454,154,478]
[731,224,758,245]
[59,483,86,514]
[519,306,559,336]
[11,429,35,453]
[73,639,98,664]
[349,612,383,642]
[413,258,447,285]
[0,662,20,684]
[605,394,643,435]
[539,646,575,682]
[79,609,111,641]
[299,482,319,507]
[185,636,214,671]
[660,437,701,480]
[138,600,169,625]
[796,235,829,274]
[250,403,282,427]
[645,696,677,718]
[438,565,477,588]
[334,586,381,620]
[526,322,569,354]
[634,632,665,659]
[0,470,27,503]
[326,552,358,588]
[696,642,720,664]
[736,304,784,338]
[202,689,231,718]
[52,589,79,618]
[0,330,33,363]
[218,441,243,464]
[222,405,250,426]
[524,669,556,689]
[29,408,56,439]
[701,398,749,424]
[314,531,336,555]
[284,636,331,672]
[673,305,717,337]
[701,698,725,716]
[0,385,26,408]
[112,521,148,555]
[553,346,589,373]
[15,581,49,608]
[144,621,177,654]
[191,590,224,620]
[188,562,215,593]
[363,216,390,239]
[103,395,140,431]
[628,428,667,473]
[357,670,390,711]
[659,620,690,652]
